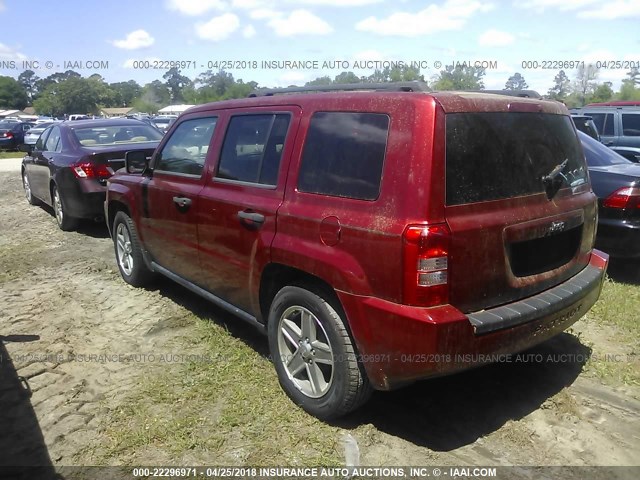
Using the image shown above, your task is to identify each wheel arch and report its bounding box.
[107,200,131,237]
[259,263,345,325]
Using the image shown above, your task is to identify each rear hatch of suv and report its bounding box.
[437,93,597,314]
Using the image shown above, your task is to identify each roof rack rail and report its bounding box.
[477,89,542,99]
[248,81,430,97]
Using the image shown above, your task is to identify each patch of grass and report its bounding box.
[588,277,640,336]
[94,315,345,466]
[586,354,639,386]
[541,389,581,418]
[0,151,23,159]
[580,278,640,386]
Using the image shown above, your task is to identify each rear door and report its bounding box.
[196,107,300,315]
[140,115,218,282]
[443,110,596,313]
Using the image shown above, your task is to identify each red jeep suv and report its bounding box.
[106,83,609,419]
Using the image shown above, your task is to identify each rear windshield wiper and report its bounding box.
[542,159,569,200]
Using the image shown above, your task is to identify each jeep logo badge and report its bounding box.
[548,221,566,235]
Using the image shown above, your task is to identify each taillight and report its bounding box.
[71,162,113,179]
[3,132,13,138]
[602,187,640,210]
[402,224,451,307]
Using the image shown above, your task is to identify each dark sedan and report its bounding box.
[0,121,33,150]
[579,130,640,258]
[21,119,162,230]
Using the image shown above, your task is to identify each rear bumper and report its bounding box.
[338,249,609,390]
[57,173,106,219]
[595,218,640,258]
[0,137,17,149]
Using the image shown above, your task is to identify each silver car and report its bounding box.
[23,122,57,145]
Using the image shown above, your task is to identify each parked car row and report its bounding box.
[578,131,640,258]
[0,121,34,151]
[20,85,619,420]
[20,119,162,230]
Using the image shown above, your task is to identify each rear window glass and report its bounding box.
[298,112,389,201]
[579,131,629,167]
[73,124,162,146]
[446,113,588,205]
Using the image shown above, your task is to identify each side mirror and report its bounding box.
[19,144,33,154]
[125,150,150,174]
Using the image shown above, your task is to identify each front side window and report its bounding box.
[155,117,217,176]
[216,114,290,186]
[622,114,640,137]
[45,126,61,152]
[297,112,389,201]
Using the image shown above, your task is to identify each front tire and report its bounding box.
[267,286,372,420]
[52,184,78,231]
[112,211,154,287]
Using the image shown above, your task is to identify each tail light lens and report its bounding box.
[2,132,13,138]
[602,187,640,210]
[402,224,451,307]
[71,162,113,179]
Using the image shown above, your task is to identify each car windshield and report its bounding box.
[578,131,631,167]
[72,124,163,146]
[0,122,15,129]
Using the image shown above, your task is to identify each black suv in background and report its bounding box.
[572,105,640,162]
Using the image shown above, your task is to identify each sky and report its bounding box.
[0,0,638,94]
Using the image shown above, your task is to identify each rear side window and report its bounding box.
[298,112,389,201]
[45,126,62,152]
[586,112,614,136]
[216,114,290,186]
[446,113,588,205]
[622,114,640,136]
[35,127,51,151]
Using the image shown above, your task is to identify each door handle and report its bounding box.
[237,210,265,224]
[172,196,192,208]
[603,141,613,146]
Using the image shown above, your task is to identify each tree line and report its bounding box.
[1,64,639,116]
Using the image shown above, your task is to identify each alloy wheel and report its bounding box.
[276,305,334,398]
[116,223,134,276]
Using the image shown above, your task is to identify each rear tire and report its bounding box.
[22,170,41,206]
[267,286,372,420]
[112,211,155,287]
[52,184,78,231]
